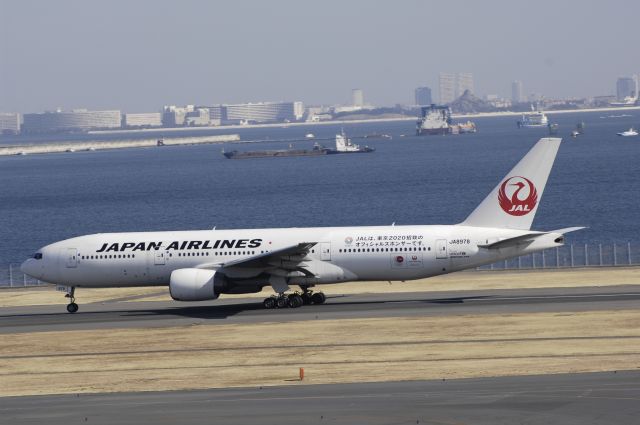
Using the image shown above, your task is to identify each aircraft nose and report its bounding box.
[21,258,36,277]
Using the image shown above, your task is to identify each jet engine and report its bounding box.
[169,268,227,301]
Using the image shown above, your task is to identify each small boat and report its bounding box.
[326,131,375,154]
[305,133,315,139]
[617,128,638,137]
[571,130,579,138]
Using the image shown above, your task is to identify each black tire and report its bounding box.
[263,297,276,309]
[276,297,288,309]
[66,303,79,313]
[288,294,303,308]
[311,292,326,304]
[301,293,312,305]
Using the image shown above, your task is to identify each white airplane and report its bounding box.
[21,137,582,313]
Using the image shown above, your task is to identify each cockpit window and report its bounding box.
[33,253,43,260]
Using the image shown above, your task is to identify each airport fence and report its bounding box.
[0,264,47,288]
[1,242,639,288]
[477,242,640,271]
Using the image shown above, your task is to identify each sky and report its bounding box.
[1,0,639,113]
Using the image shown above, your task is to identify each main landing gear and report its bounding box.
[65,287,78,313]
[262,289,326,309]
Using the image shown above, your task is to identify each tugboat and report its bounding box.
[326,131,375,154]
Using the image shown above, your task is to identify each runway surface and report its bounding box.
[1,285,639,333]
[1,371,638,424]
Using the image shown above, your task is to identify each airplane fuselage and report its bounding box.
[23,224,562,290]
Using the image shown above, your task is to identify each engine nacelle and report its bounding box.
[169,268,227,301]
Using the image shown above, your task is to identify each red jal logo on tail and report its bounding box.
[498,176,538,216]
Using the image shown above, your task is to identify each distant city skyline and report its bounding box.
[1,0,639,112]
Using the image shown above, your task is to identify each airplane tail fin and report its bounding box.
[461,137,562,230]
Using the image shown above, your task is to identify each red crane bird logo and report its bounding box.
[498,176,538,216]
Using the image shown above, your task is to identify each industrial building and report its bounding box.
[22,109,121,133]
[0,112,20,134]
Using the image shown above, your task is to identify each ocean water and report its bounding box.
[1,111,639,265]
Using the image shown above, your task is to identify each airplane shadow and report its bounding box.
[0,294,497,324]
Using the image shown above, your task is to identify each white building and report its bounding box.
[224,101,304,123]
[0,112,20,134]
[352,89,364,107]
[457,73,474,96]
[439,73,474,104]
[22,110,121,133]
[123,112,162,128]
[439,73,456,104]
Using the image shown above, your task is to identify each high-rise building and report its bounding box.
[414,87,432,105]
[352,89,364,107]
[511,80,524,103]
[439,72,456,104]
[457,73,474,97]
[616,76,637,101]
[439,73,474,103]
[22,110,121,133]
[0,112,20,134]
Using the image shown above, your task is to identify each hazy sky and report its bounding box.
[1,0,638,112]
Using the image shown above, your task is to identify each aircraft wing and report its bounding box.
[197,242,318,277]
[221,242,317,269]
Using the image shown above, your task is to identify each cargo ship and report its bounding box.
[416,104,476,135]
[517,105,549,128]
[223,132,374,159]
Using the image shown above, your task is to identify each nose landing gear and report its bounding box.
[65,287,78,313]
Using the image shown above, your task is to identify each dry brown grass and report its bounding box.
[1,310,639,397]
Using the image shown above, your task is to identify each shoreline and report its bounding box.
[85,105,640,136]
[0,134,240,156]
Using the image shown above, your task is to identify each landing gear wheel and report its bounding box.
[288,294,304,308]
[276,296,289,309]
[64,287,78,313]
[301,292,312,305]
[311,292,326,304]
[263,297,276,309]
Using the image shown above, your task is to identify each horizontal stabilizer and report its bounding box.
[478,233,542,249]
[549,226,587,234]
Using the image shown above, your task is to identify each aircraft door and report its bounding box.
[436,239,448,259]
[154,251,166,265]
[65,248,78,268]
[320,242,331,261]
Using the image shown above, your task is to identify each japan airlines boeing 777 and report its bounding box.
[22,137,582,313]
